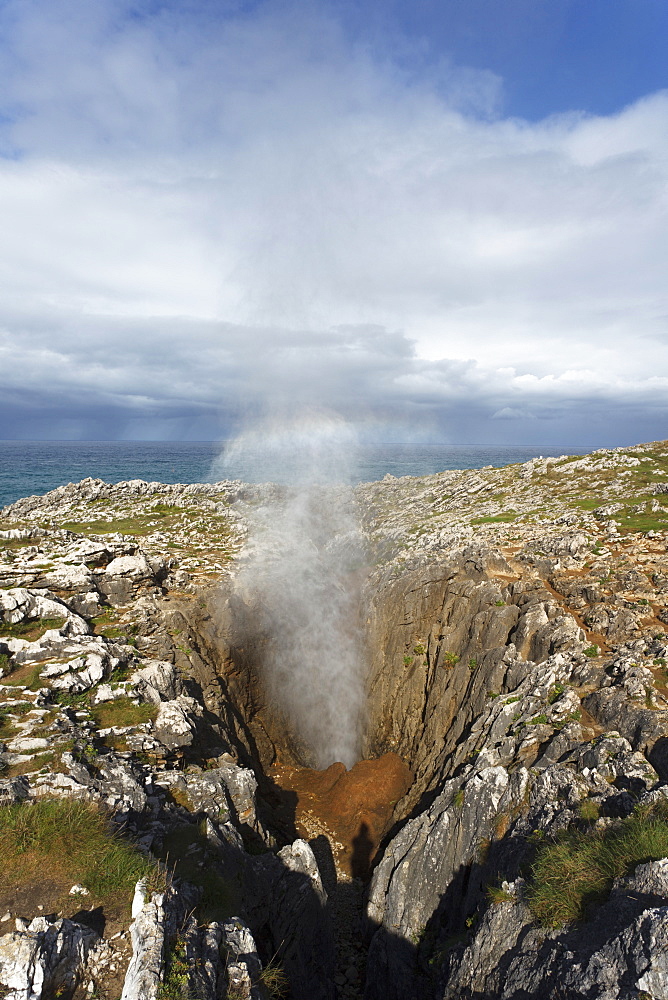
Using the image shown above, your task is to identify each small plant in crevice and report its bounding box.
[442,652,460,669]
[583,645,600,658]
[157,821,236,922]
[548,682,565,704]
[72,736,100,768]
[54,689,90,710]
[486,883,514,905]
[159,937,194,1000]
[259,960,289,999]
[579,799,601,823]
[0,701,31,738]
[409,924,427,947]
[494,811,510,840]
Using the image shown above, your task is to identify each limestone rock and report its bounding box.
[97,551,163,606]
[0,776,30,805]
[0,588,88,635]
[440,861,668,1000]
[131,660,181,703]
[221,918,263,1000]
[120,892,167,1000]
[153,695,202,750]
[0,916,99,1000]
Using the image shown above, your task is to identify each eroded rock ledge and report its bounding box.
[1,441,668,999]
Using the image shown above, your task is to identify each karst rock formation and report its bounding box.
[2,441,668,998]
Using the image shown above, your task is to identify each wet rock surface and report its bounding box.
[2,443,668,997]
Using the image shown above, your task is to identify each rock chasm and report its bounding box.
[2,442,668,998]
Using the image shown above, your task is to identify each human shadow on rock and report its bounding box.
[351,821,374,881]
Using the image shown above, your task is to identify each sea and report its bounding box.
[0,440,586,510]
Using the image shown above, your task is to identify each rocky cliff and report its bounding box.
[1,442,668,999]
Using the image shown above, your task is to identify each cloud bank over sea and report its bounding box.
[0,0,666,445]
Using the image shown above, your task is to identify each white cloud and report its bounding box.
[0,0,666,444]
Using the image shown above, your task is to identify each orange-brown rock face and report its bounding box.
[270,752,413,879]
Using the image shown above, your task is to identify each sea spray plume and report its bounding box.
[212,414,359,486]
[222,413,367,769]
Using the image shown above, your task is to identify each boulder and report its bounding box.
[153,696,202,750]
[131,660,181,704]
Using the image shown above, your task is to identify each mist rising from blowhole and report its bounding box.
[219,411,368,770]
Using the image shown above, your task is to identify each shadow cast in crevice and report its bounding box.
[351,821,374,881]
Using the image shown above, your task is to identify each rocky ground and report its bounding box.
[1,442,668,998]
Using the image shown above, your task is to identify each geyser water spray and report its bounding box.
[218,412,367,769]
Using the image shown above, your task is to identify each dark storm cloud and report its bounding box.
[1,314,665,446]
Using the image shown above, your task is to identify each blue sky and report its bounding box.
[348,0,668,120]
[0,0,667,446]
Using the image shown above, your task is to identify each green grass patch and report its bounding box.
[486,884,514,905]
[579,799,601,823]
[527,802,668,927]
[109,663,132,683]
[260,961,289,999]
[149,503,183,517]
[1,663,47,690]
[98,625,126,639]
[471,511,517,525]
[0,798,163,910]
[574,499,601,511]
[54,689,91,709]
[62,505,230,542]
[90,611,126,639]
[62,517,154,537]
[5,752,55,778]
[0,538,38,550]
[0,617,66,640]
[91,697,158,729]
[617,511,668,535]
[0,701,31,738]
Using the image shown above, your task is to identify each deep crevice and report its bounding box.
[154,545,591,1000]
